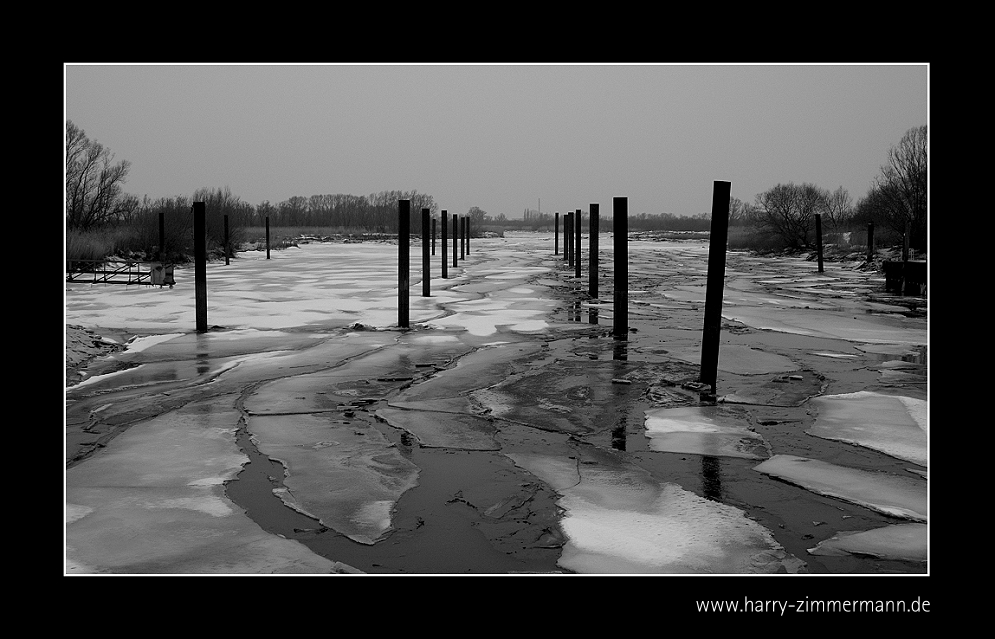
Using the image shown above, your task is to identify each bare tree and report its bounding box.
[875,125,927,250]
[65,121,132,231]
[749,182,829,250]
[823,186,853,233]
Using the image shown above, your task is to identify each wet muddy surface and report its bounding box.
[65,234,928,577]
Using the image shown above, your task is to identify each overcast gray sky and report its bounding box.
[64,63,928,219]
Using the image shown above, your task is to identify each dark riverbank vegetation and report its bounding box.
[66,122,926,266]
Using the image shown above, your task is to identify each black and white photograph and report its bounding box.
[65,62,929,600]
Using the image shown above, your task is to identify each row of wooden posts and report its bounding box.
[187,183,732,394]
[392,181,733,395]
[397,202,473,328]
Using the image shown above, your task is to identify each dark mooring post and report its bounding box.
[432,218,437,256]
[554,212,560,255]
[224,214,230,266]
[265,217,271,260]
[441,211,448,278]
[590,203,599,298]
[563,213,574,266]
[422,208,431,297]
[460,217,466,260]
[193,202,208,333]
[866,222,875,263]
[158,211,165,262]
[398,200,410,328]
[699,181,732,396]
[575,208,582,279]
[452,214,458,268]
[466,218,470,254]
[613,197,628,340]
[815,213,824,273]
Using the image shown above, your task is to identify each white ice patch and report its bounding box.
[808,523,927,562]
[807,391,927,467]
[643,406,771,459]
[753,455,927,521]
[125,333,185,353]
[509,453,804,574]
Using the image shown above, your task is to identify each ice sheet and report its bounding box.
[509,452,805,574]
[643,406,770,459]
[808,523,927,562]
[808,391,927,467]
[753,455,927,521]
[65,395,348,573]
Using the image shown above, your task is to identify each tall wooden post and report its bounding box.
[566,212,573,266]
[432,218,437,256]
[466,218,470,254]
[866,222,875,263]
[815,213,824,273]
[193,202,208,333]
[574,208,582,279]
[265,217,271,259]
[554,212,560,255]
[224,214,230,266]
[699,181,731,395]
[460,217,466,260]
[158,211,165,263]
[441,210,448,278]
[398,199,410,328]
[613,197,627,340]
[452,214,458,268]
[422,208,431,297]
[589,203,599,298]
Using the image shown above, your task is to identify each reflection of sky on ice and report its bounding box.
[67,234,927,573]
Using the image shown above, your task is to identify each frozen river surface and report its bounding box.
[65,232,928,574]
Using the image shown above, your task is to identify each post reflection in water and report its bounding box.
[612,340,627,361]
[195,334,210,376]
[701,456,722,501]
[611,412,627,451]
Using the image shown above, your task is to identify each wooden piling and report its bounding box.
[265,217,270,260]
[158,211,165,262]
[452,214,458,268]
[699,181,731,394]
[441,210,448,278]
[194,202,208,333]
[575,208,582,279]
[432,218,437,256]
[422,208,430,297]
[866,222,874,263]
[815,213,824,273]
[554,212,560,255]
[566,212,573,266]
[398,199,410,328]
[589,203,599,298]
[224,214,230,266]
[613,197,627,340]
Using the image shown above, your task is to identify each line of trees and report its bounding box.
[66,120,926,259]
